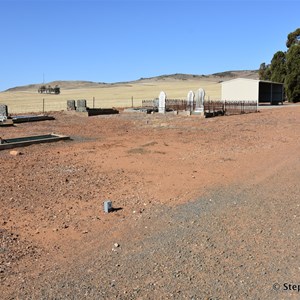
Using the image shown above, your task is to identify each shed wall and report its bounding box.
[221,79,259,101]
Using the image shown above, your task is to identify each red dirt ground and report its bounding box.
[1,105,300,299]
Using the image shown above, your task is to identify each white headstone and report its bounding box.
[194,88,205,113]
[187,90,194,111]
[158,91,166,113]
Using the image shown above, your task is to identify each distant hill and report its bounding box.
[139,70,259,81]
[211,70,259,79]
[4,81,108,92]
[4,70,259,92]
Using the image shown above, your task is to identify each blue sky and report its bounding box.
[0,0,299,91]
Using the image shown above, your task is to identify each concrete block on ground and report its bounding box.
[104,200,113,213]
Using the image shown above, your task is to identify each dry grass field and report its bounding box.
[0,71,258,114]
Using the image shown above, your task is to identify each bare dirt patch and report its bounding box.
[1,105,300,299]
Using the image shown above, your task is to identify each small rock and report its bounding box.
[114,243,120,248]
[10,150,22,156]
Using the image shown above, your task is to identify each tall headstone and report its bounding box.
[158,91,166,113]
[194,88,205,114]
[0,104,8,118]
[187,90,194,111]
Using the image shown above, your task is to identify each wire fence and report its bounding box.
[3,96,258,116]
[4,97,139,115]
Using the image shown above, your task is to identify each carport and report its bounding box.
[221,78,284,104]
[258,81,284,104]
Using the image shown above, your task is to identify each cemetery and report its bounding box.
[1,20,299,299]
[1,82,260,129]
[139,88,258,116]
[0,85,260,150]
[0,104,67,150]
[1,91,299,299]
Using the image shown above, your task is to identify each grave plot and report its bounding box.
[11,115,55,123]
[66,99,119,116]
[0,134,70,150]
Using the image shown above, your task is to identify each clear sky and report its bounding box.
[0,0,299,91]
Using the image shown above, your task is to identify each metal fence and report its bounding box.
[166,99,190,111]
[142,99,258,116]
[204,101,225,116]
[142,99,190,111]
[204,100,258,116]
[224,100,258,115]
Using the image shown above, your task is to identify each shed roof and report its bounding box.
[221,78,283,85]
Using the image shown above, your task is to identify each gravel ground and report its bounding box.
[1,106,300,299]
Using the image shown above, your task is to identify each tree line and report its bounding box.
[259,28,300,102]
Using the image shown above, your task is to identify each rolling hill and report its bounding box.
[0,70,259,114]
[4,70,259,92]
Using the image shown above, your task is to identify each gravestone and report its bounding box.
[76,99,87,112]
[187,90,194,111]
[0,104,8,118]
[158,91,166,113]
[67,100,76,111]
[194,88,205,114]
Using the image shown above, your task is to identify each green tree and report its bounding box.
[285,44,300,102]
[286,28,300,48]
[259,62,271,80]
[260,28,300,102]
[270,51,286,83]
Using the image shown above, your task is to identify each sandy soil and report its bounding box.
[1,104,300,299]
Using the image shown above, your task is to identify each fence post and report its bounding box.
[43,98,45,114]
[131,96,133,108]
[93,97,95,108]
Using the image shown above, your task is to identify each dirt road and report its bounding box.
[1,105,300,299]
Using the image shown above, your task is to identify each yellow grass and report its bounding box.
[0,78,221,114]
